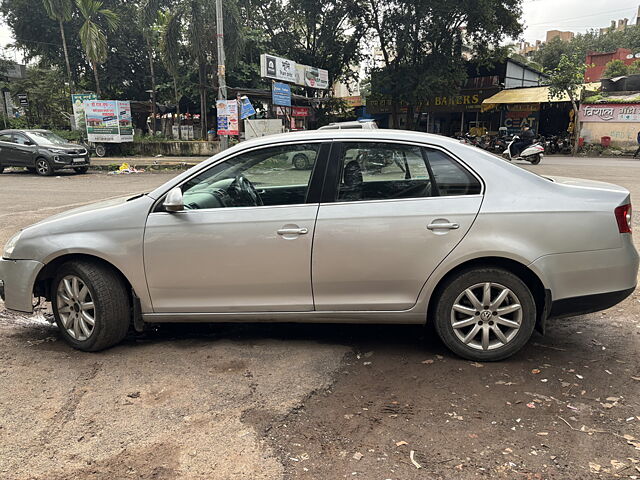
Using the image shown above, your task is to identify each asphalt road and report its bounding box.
[0,158,639,479]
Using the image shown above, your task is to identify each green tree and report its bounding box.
[163,0,244,138]
[628,59,640,74]
[42,0,74,93]
[602,59,629,78]
[76,0,118,97]
[365,0,522,129]
[546,54,586,154]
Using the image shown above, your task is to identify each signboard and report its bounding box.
[216,99,239,135]
[366,88,500,114]
[260,53,328,90]
[295,64,329,90]
[272,82,291,107]
[580,104,640,122]
[84,100,120,142]
[504,110,539,135]
[117,100,133,141]
[244,119,284,139]
[71,93,97,131]
[2,63,25,80]
[239,96,256,119]
[261,54,297,83]
[291,106,310,117]
[16,93,28,107]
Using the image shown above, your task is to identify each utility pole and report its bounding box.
[215,0,228,151]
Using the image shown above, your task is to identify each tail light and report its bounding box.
[615,203,632,233]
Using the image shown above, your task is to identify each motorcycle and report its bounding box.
[503,135,544,165]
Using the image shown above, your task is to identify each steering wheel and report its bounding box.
[229,174,263,206]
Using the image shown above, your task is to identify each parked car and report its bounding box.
[1,130,637,361]
[0,129,90,176]
[318,120,378,130]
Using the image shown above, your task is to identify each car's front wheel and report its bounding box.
[292,153,310,170]
[73,166,89,174]
[35,158,54,176]
[52,260,131,351]
[434,268,536,361]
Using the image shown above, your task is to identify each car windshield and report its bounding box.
[26,131,68,146]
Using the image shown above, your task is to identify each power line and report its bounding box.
[526,6,637,27]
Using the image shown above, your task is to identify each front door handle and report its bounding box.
[277,227,308,235]
[427,222,459,230]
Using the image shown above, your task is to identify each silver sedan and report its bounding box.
[1,130,637,361]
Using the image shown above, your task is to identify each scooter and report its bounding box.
[503,135,544,165]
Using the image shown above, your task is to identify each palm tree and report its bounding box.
[76,0,118,97]
[163,0,243,138]
[42,0,74,92]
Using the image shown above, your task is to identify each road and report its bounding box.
[0,158,639,479]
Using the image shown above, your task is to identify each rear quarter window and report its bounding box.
[424,149,481,196]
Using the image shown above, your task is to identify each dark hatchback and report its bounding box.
[0,129,90,176]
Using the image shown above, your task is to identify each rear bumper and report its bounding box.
[0,258,44,312]
[530,240,639,303]
[549,287,635,319]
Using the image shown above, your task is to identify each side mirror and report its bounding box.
[163,187,184,212]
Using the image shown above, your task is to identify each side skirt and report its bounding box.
[142,311,426,324]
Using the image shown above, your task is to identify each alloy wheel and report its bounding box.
[56,275,96,341]
[450,282,522,351]
[36,159,51,175]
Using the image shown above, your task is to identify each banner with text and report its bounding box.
[84,100,119,142]
[216,100,239,135]
[580,104,640,122]
[72,93,97,131]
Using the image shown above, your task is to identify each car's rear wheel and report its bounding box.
[52,260,131,351]
[433,268,536,361]
[292,153,310,170]
[35,158,54,176]
[74,166,89,174]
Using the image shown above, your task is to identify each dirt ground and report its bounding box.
[0,158,639,480]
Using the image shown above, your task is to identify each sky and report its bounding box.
[521,0,639,43]
[0,0,639,63]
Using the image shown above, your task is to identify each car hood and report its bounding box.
[546,175,629,194]
[31,195,133,227]
[39,142,86,150]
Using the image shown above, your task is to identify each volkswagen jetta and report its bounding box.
[1,130,637,360]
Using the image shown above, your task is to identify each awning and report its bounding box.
[482,83,601,111]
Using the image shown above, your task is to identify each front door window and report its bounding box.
[175,144,320,210]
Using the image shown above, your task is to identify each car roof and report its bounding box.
[237,129,462,150]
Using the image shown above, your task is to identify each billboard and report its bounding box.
[296,65,329,90]
[261,53,328,90]
[117,101,133,141]
[260,54,297,83]
[71,93,97,131]
[84,99,134,142]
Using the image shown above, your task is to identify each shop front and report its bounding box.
[579,103,640,147]
[365,86,501,136]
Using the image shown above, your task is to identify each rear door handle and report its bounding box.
[427,222,459,230]
[277,227,308,235]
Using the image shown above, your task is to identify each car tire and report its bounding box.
[52,260,131,352]
[74,166,89,174]
[94,144,106,157]
[292,153,310,170]
[433,267,536,362]
[35,158,54,176]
